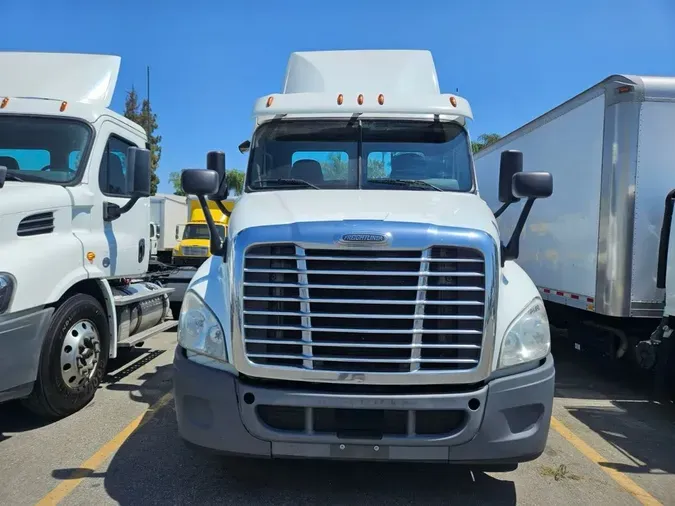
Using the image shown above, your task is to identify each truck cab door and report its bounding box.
[95,122,149,277]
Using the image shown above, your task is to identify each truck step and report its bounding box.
[113,287,174,306]
[117,319,178,347]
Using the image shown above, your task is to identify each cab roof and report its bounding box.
[0,51,145,136]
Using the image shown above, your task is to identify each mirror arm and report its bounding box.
[197,194,225,256]
[502,197,536,266]
[210,197,232,218]
[118,193,142,214]
[493,202,511,219]
[103,193,142,222]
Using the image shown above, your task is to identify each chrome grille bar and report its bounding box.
[296,246,313,369]
[411,248,430,372]
[243,282,484,291]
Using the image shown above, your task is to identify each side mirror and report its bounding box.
[207,151,227,200]
[104,148,150,221]
[126,147,151,197]
[498,150,523,203]
[502,170,554,264]
[238,140,251,154]
[181,168,220,196]
[175,225,180,241]
[512,172,553,199]
[0,165,6,189]
[181,169,223,255]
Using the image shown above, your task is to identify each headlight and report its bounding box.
[0,273,15,314]
[498,297,550,369]
[177,290,227,361]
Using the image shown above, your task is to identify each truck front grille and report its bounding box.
[242,244,485,373]
[182,246,208,257]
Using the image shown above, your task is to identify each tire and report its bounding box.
[23,294,109,419]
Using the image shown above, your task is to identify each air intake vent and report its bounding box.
[17,212,55,237]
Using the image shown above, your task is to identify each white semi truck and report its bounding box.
[474,74,675,398]
[0,52,177,418]
[173,49,556,467]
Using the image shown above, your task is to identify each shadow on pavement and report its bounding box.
[0,346,161,442]
[567,400,675,475]
[48,350,518,506]
[551,332,670,403]
[68,399,517,505]
[552,329,675,478]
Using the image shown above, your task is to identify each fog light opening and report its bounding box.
[243,392,255,405]
[468,398,481,411]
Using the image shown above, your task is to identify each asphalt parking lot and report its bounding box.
[1,330,673,506]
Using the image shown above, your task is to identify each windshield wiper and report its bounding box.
[4,172,25,182]
[252,178,319,189]
[367,178,444,192]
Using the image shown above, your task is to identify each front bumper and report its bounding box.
[0,307,54,403]
[172,256,206,267]
[173,348,554,463]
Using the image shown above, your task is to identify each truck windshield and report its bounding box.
[183,224,226,241]
[246,119,473,192]
[0,115,91,184]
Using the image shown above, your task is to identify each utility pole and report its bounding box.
[146,66,151,137]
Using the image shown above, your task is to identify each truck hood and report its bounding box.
[228,189,500,242]
[0,182,71,216]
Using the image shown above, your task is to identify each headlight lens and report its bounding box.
[0,273,15,314]
[177,290,227,361]
[498,297,550,369]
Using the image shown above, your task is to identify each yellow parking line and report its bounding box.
[550,416,662,506]
[35,396,662,506]
[35,392,174,506]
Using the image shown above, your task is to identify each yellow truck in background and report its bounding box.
[172,196,236,266]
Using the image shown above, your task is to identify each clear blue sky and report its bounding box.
[5,0,675,194]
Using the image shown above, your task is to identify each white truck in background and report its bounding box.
[150,193,187,264]
[0,52,177,419]
[474,74,675,398]
[173,49,556,467]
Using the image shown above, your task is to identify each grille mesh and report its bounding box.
[242,244,485,373]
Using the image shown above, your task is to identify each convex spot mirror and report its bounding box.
[512,172,553,199]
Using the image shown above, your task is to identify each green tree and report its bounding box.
[320,153,348,180]
[225,169,245,195]
[168,171,185,196]
[471,133,501,154]
[123,86,161,195]
[367,157,387,178]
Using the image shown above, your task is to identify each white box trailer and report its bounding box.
[474,74,675,388]
[150,193,186,263]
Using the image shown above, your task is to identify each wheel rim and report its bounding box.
[60,319,101,390]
